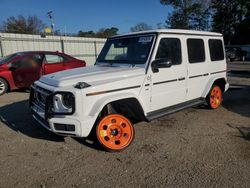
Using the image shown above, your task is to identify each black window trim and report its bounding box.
[208,39,225,62]
[154,37,183,66]
[186,38,206,64]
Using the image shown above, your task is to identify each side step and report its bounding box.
[146,98,205,121]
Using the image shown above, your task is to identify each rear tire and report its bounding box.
[206,85,222,109]
[96,114,134,152]
[0,78,8,96]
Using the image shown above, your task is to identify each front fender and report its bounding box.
[88,92,146,117]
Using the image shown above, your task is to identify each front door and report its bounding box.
[11,54,42,88]
[150,35,187,111]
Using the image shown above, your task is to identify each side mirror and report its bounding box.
[151,58,172,73]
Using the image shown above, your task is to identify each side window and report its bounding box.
[155,38,182,65]
[12,54,42,69]
[187,39,205,63]
[209,39,225,61]
[45,54,67,64]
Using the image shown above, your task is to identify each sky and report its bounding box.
[0,0,172,34]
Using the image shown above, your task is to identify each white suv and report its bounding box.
[30,29,229,151]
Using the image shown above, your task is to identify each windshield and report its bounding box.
[0,53,18,65]
[97,35,155,64]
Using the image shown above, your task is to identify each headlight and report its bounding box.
[62,93,74,108]
[45,92,75,119]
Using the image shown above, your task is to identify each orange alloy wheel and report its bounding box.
[209,85,222,109]
[96,114,134,151]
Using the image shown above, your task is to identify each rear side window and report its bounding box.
[155,38,182,65]
[45,54,67,64]
[187,39,205,63]
[209,39,224,61]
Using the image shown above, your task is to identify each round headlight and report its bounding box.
[62,93,74,108]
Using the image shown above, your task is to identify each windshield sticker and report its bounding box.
[138,36,153,43]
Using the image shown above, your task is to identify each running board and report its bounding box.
[146,98,205,121]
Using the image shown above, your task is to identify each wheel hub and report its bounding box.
[97,114,134,151]
[110,128,119,136]
[0,81,5,93]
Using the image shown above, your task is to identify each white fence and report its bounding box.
[0,33,106,65]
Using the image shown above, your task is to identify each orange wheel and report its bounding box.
[207,85,222,109]
[96,114,134,151]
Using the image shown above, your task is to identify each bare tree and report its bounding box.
[130,22,152,32]
[1,15,45,34]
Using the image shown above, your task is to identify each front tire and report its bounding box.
[0,78,8,96]
[96,114,134,152]
[206,85,222,109]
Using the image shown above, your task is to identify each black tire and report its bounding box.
[0,78,8,96]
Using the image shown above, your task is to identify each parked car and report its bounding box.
[30,29,229,151]
[225,46,247,62]
[0,51,86,95]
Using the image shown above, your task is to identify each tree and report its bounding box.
[1,15,45,34]
[160,0,211,30]
[211,0,250,44]
[78,30,96,37]
[96,27,119,38]
[78,27,119,38]
[130,22,152,32]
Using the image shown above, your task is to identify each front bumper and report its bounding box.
[29,86,82,137]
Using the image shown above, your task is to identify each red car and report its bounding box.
[0,51,86,96]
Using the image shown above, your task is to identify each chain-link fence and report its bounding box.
[0,33,106,65]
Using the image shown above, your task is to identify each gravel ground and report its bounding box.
[0,71,249,188]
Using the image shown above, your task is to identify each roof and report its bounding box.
[111,29,222,38]
[14,51,63,54]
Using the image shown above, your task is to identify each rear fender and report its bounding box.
[202,75,227,97]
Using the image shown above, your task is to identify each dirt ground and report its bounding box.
[0,64,250,188]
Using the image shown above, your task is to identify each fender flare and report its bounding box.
[202,75,227,98]
[88,92,146,117]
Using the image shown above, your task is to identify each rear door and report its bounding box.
[43,53,65,75]
[11,54,42,88]
[61,55,83,70]
[186,37,209,100]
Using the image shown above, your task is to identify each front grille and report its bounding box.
[30,84,53,111]
[32,109,50,129]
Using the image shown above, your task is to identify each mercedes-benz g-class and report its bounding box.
[30,29,229,151]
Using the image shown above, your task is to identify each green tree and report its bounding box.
[96,27,119,38]
[130,22,152,32]
[78,30,96,37]
[78,27,119,38]
[160,0,211,30]
[1,15,45,34]
[211,0,250,44]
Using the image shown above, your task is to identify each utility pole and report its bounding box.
[47,11,55,35]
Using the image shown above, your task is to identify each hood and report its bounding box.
[39,65,145,87]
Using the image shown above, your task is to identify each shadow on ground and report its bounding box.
[223,85,250,118]
[0,99,65,142]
